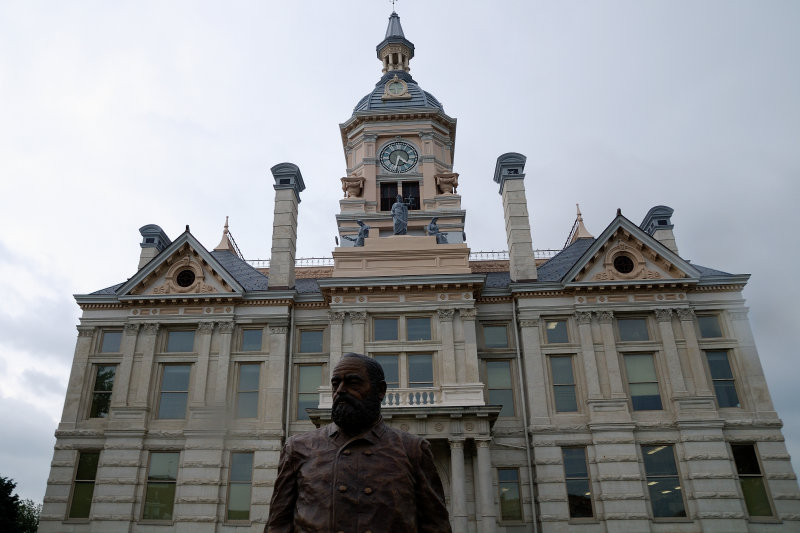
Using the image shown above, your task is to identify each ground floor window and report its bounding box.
[642,444,686,518]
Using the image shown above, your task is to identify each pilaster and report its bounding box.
[677,308,713,397]
[328,311,345,372]
[449,438,467,531]
[191,322,214,406]
[655,308,688,396]
[350,311,366,355]
[213,321,235,404]
[475,438,497,533]
[728,308,777,416]
[58,326,94,428]
[133,322,159,407]
[459,308,480,383]
[438,309,457,384]
[596,310,626,399]
[110,323,139,408]
[518,318,550,425]
[575,312,602,400]
[265,325,289,430]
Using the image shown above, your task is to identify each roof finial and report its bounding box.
[567,203,594,245]
[576,203,583,220]
[214,216,234,252]
[391,0,398,12]
[223,215,229,235]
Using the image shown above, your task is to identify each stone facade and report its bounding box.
[40,11,800,533]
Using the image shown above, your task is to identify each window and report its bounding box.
[379,181,420,211]
[698,315,723,338]
[407,317,431,341]
[158,365,191,419]
[374,318,398,341]
[487,360,515,417]
[375,355,399,389]
[408,354,433,388]
[298,330,323,352]
[545,320,569,343]
[227,452,254,521]
[732,444,774,517]
[624,354,662,410]
[642,445,686,518]
[705,351,740,408]
[498,468,522,521]
[379,182,398,211]
[241,329,263,352]
[297,365,322,420]
[562,447,593,518]
[89,365,116,418]
[550,356,578,412]
[401,180,420,210]
[236,364,260,418]
[617,318,649,341]
[99,331,121,353]
[166,330,195,352]
[68,452,99,519]
[484,325,509,348]
[143,452,179,521]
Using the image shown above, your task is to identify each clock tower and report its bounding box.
[335,12,466,267]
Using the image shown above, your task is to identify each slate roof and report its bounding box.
[210,250,269,291]
[353,71,443,113]
[296,278,322,294]
[692,263,733,277]
[536,238,596,282]
[90,282,125,296]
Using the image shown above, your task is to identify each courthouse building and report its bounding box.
[41,11,800,533]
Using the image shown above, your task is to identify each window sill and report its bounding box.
[652,517,693,523]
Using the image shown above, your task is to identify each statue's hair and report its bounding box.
[340,352,385,388]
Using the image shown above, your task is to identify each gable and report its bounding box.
[118,233,244,298]
[565,217,700,285]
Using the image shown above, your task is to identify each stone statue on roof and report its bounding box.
[426,217,448,244]
[391,195,409,235]
[341,220,370,247]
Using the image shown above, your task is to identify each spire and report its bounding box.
[568,204,594,245]
[214,216,234,251]
[376,12,415,73]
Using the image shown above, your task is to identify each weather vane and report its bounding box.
[391,0,398,11]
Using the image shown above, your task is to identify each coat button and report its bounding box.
[364,450,373,456]
[338,485,347,492]
[364,487,373,494]
[342,449,351,455]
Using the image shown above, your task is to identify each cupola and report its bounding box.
[376,12,415,73]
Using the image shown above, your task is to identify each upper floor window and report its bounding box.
[407,317,431,341]
[641,445,686,518]
[68,451,100,519]
[142,452,179,521]
[227,452,254,521]
[731,444,774,518]
[99,331,122,353]
[697,315,723,338]
[373,317,432,342]
[374,318,398,341]
[617,318,649,342]
[298,330,324,353]
[550,356,578,413]
[379,180,421,211]
[157,365,191,419]
[486,360,515,417]
[241,329,263,352]
[297,365,323,420]
[562,447,593,518]
[545,320,569,343]
[89,365,117,418]
[374,354,434,389]
[705,351,740,408]
[166,330,195,352]
[483,325,509,349]
[624,354,662,410]
[236,364,260,418]
[498,468,523,521]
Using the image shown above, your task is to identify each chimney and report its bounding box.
[268,162,305,289]
[493,153,537,282]
[138,224,171,270]
[640,205,679,255]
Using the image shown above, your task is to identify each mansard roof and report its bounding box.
[353,71,444,113]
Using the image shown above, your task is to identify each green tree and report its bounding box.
[0,476,21,532]
[17,499,41,533]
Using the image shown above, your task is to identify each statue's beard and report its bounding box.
[332,392,382,435]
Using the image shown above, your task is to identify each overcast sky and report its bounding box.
[1,1,798,503]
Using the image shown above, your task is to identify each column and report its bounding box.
[460,308,480,382]
[111,323,139,407]
[676,308,713,397]
[213,321,234,404]
[190,322,214,406]
[575,312,602,400]
[58,326,95,428]
[518,318,549,424]
[265,325,289,429]
[349,311,366,355]
[449,439,467,531]
[475,438,496,533]
[728,308,776,415]
[133,323,159,407]
[596,310,626,398]
[438,309,457,383]
[655,309,687,395]
[328,311,345,372]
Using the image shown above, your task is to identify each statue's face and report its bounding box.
[330,358,385,434]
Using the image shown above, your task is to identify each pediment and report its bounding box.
[565,217,700,285]
[118,232,244,298]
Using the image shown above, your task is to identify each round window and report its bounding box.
[613,254,635,274]
[176,269,196,287]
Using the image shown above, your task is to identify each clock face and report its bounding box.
[387,81,405,95]
[380,141,418,173]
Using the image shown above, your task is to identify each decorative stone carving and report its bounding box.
[124,323,140,335]
[448,439,464,449]
[591,240,663,281]
[349,311,367,324]
[340,175,365,198]
[574,311,592,325]
[270,326,288,335]
[434,172,459,195]
[328,311,346,324]
[218,321,235,334]
[654,308,673,322]
[77,327,94,337]
[459,308,477,320]
[142,323,160,335]
[595,310,614,323]
[437,308,455,321]
[151,253,218,294]
[198,322,215,334]
[676,308,695,320]
[519,319,539,328]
